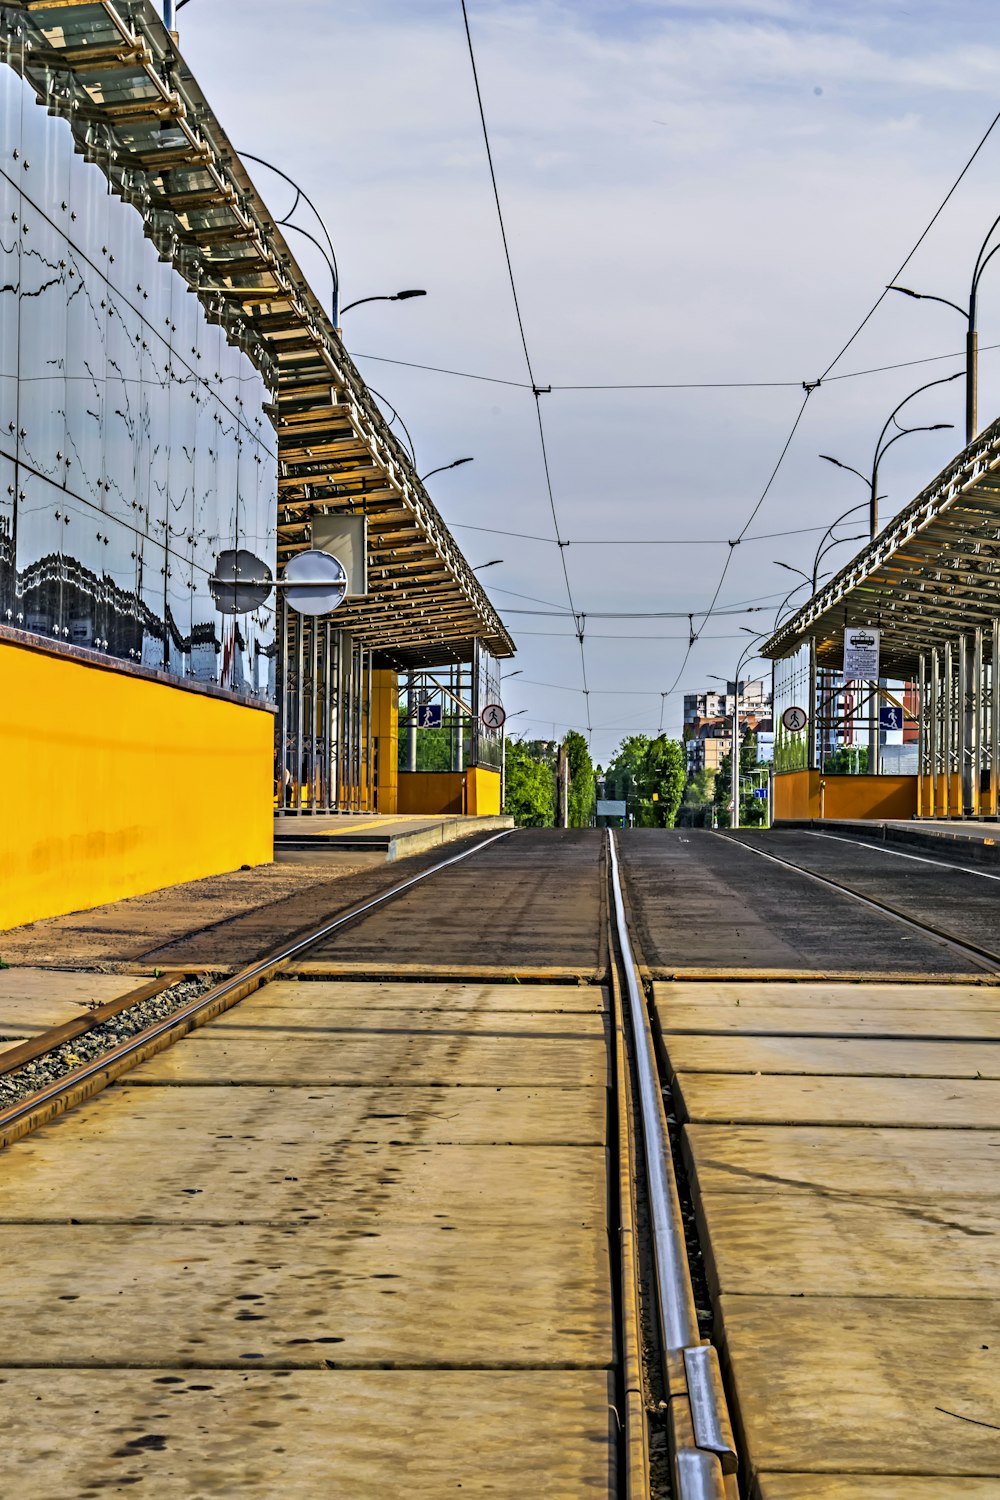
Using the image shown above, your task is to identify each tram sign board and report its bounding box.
[844,626,880,680]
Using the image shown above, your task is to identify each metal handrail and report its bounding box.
[607,831,737,1498]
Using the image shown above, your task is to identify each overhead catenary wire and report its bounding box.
[349,338,1000,394]
[818,102,1000,380]
[451,519,872,546]
[459,0,592,736]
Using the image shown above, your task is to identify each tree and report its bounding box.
[605,733,687,828]
[714,731,768,827]
[563,730,596,827]
[639,736,686,827]
[822,745,868,774]
[504,738,556,826]
[678,769,716,828]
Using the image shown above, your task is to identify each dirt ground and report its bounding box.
[0,850,413,971]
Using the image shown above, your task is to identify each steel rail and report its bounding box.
[801,826,1000,883]
[0,829,514,1138]
[719,831,1000,973]
[608,832,737,1500]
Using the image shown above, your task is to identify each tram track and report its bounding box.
[719,828,1000,975]
[0,827,738,1499]
[0,829,514,1152]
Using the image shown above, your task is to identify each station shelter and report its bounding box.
[764,418,1000,822]
[0,1,513,929]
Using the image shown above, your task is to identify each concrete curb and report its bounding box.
[387,816,515,862]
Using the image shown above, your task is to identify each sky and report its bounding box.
[181,0,1000,763]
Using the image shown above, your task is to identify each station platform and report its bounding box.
[273,811,514,859]
[776,817,1000,865]
[654,976,1000,1496]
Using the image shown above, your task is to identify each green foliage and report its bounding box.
[713,734,769,827]
[605,733,687,828]
[677,768,717,827]
[563,730,596,827]
[822,746,868,774]
[504,738,556,827]
[397,725,454,772]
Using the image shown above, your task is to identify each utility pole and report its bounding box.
[558,743,569,828]
[731,689,740,831]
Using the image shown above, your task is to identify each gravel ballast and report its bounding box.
[0,973,223,1112]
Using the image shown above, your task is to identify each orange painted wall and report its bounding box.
[397,771,466,815]
[774,769,917,822]
[1,637,274,931]
[396,767,501,816]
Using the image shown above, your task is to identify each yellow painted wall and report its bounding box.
[774,769,917,822]
[372,669,398,814]
[0,638,274,931]
[466,766,501,815]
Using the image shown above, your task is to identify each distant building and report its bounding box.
[683,678,771,735]
[686,709,773,775]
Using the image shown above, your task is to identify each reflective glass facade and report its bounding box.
[0,63,277,696]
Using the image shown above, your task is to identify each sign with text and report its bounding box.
[844,626,880,680]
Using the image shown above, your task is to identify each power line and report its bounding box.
[451,520,873,546]
[459,0,592,736]
[819,103,1000,380]
[350,338,1000,394]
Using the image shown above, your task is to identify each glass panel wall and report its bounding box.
[0,64,277,699]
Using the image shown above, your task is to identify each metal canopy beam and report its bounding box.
[765,416,1000,673]
[3,0,515,668]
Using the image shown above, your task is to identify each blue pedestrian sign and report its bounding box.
[416,703,442,729]
[752,788,767,799]
[879,703,904,732]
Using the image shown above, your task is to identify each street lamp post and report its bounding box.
[820,373,958,776]
[890,210,1000,442]
[340,289,427,315]
[820,372,959,541]
[419,458,474,483]
[710,644,765,830]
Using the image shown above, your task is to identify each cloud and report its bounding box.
[179,0,1000,754]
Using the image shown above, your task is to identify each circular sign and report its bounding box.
[281,549,348,615]
[210,549,273,615]
[782,705,808,733]
[481,702,506,731]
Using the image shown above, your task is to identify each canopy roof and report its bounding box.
[7,0,514,667]
[763,415,1000,677]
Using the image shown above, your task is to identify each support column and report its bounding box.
[992,620,1000,819]
[959,634,972,816]
[929,648,940,819]
[917,654,927,818]
[972,626,984,817]
[943,641,954,817]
